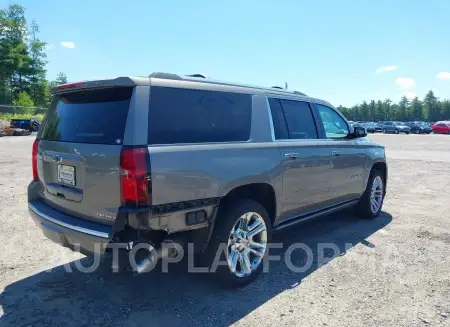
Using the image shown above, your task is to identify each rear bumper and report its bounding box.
[28,201,112,256]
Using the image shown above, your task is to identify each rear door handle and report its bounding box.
[284,153,301,160]
[331,151,342,156]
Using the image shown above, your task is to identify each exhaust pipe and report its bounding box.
[130,239,184,274]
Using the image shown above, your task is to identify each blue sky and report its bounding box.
[3,0,450,106]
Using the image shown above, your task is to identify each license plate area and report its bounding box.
[58,164,76,186]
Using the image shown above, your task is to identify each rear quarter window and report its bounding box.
[148,87,252,144]
[40,87,133,144]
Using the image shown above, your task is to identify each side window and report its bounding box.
[316,104,349,139]
[278,100,318,139]
[148,87,252,144]
[268,98,289,139]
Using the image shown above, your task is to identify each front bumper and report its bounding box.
[28,201,112,256]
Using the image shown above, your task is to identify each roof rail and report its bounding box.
[148,72,307,96]
[148,72,182,80]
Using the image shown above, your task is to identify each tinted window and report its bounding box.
[316,104,349,139]
[41,87,133,144]
[148,87,251,144]
[278,100,318,139]
[268,98,289,139]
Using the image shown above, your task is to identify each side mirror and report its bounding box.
[353,126,367,138]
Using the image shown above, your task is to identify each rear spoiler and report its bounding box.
[51,77,145,94]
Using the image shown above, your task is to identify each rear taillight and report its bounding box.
[57,81,85,89]
[32,139,39,181]
[120,147,151,206]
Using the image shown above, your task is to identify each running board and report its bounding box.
[273,200,359,231]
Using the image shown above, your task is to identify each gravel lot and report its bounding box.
[1,134,450,327]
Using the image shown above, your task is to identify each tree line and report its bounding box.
[337,91,450,123]
[0,4,68,113]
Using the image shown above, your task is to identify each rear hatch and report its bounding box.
[37,86,133,225]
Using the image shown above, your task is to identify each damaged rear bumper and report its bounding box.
[28,201,111,256]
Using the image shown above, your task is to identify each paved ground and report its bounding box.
[0,134,450,327]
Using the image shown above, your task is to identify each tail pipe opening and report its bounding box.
[129,239,184,274]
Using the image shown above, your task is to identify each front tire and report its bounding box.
[355,169,385,219]
[205,199,272,287]
[395,129,399,134]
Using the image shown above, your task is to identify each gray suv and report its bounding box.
[28,72,388,286]
[382,121,411,134]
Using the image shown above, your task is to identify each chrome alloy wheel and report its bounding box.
[227,212,267,278]
[370,176,384,214]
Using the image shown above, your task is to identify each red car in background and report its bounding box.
[432,121,450,134]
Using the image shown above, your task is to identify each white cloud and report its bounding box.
[396,77,415,89]
[376,65,398,73]
[437,72,450,79]
[60,41,75,49]
[400,91,417,99]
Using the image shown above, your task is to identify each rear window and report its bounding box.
[148,87,252,144]
[40,87,133,144]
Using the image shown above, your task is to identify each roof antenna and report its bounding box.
[187,73,208,78]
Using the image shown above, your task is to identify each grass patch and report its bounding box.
[0,113,44,121]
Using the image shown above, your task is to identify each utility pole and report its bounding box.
[285,82,288,89]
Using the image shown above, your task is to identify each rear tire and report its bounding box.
[395,129,399,134]
[355,169,385,219]
[204,199,272,287]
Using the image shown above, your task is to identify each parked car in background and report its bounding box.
[373,123,383,133]
[358,122,373,133]
[28,72,388,287]
[406,122,432,134]
[381,121,410,134]
[432,121,450,134]
[359,122,381,133]
[393,122,411,134]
